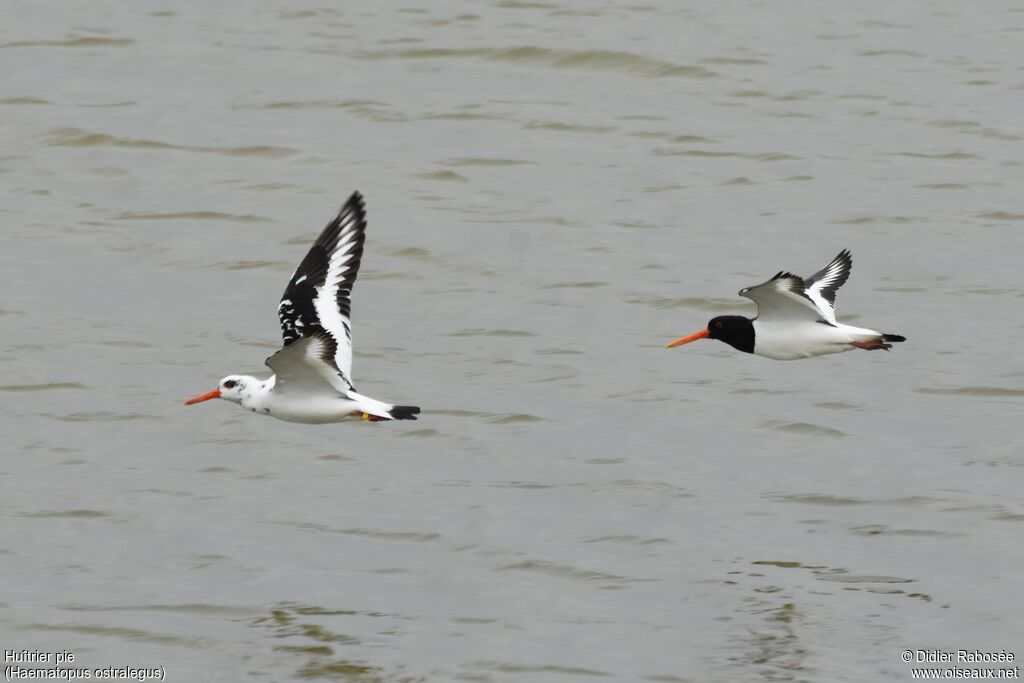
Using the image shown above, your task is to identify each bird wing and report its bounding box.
[803,249,852,325]
[265,330,352,396]
[739,271,828,323]
[276,192,366,391]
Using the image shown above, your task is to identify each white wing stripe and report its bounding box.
[803,249,852,324]
[314,204,364,382]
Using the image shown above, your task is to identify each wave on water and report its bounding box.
[0,382,87,392]
[359,45,718,79]
[0,37,133,49]
[42,128,300,158]
[758,420,846,437]
[915,386,1024,397]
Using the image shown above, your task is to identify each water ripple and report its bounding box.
[359,46,718,79]
[43,128,300,158]
[114,211,270,223]
[758,420,846,437]
[496,560,645,586]
[915,386,1024,398]
[0,382,87,392]
[1,37,133,49]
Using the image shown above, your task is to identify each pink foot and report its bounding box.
[850,340,892,351]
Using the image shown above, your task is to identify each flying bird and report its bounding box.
[666,249,905,360]
[185,192,420,423]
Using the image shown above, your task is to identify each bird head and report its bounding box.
[184,375,252,406]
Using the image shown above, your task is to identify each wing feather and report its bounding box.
[277,192,366,386]
[265,330,353,395]
[803,249,852,325]
[739,271,825,322]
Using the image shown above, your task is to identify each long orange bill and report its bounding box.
[666,328,710,348]
[184,388,221,406]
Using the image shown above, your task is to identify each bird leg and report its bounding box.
[850,340,892,351]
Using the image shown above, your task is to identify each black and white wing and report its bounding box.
[739,271,825,322]
[276,192,366,392]
[265,330,348,396]
[803,249,852,325]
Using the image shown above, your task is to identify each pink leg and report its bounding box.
[850,340,892,351]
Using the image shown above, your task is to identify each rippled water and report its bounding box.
[3,2,1023,681]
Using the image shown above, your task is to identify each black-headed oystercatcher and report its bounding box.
[666,249,905,360]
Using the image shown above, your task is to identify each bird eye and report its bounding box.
[224,380,237,389]
[714,321,723,329]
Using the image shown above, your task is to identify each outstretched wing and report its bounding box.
[803,249,852,325]
[277,192,366,388]
[739,271,826,322]
[265,330,352,396]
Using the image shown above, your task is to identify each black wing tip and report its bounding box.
[342,190,365,218]
[325,193,367,241]
[814,249,853,276]
[318,191,367,248]
[389,405,421,420]
[882,333,906,342]
[834,248,853,271]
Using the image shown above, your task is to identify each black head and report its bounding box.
[706,315,755,354]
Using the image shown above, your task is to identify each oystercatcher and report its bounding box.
[185,192,420,423]
[666,249,905,360]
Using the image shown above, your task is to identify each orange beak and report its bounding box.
[666,328,710,348]
[184,388,221,406]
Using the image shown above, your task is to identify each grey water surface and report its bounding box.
[2,2,1023,681]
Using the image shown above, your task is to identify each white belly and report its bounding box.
[752,320,880,360]
[253,394,360,424]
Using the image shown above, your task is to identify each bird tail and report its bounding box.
[881,333,906,342]
[350,392,420,422]
[387,405,421,421]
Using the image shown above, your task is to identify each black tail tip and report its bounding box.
[389,405,421,421]
[882,333,906,343]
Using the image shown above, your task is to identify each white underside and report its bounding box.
[236,377,395,424]
[258,393,363,424]
[752,319,883,360]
